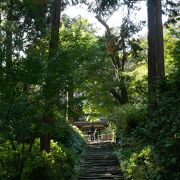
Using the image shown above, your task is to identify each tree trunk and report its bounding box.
[5,0,13,79]
[40,0,62,153]
[40,113,51,152]
[96,15,129,104]
[119,77,128,104]
[147,0,165,113]
[155,0,165,77]
[110,79,128,105]
[4,0,14,128]
[48,0,62,58]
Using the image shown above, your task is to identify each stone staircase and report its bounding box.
[78,142,124,180]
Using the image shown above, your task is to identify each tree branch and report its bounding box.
[95,15,111,36]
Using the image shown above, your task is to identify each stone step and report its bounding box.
[84,153,116,156]
[81,165,119,168]
[78,175,124,180]
[79,169,123,175]
[83,158,117,162]
[83,154,115,157]
[80,165,121,170]
[78,142,124,180]
[84,160,119,166]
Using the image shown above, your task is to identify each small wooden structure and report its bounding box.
[73,120,114,142]
[73,120,108,131]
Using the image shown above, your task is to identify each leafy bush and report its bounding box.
[67,125,85,154]
[0,139,77,180]
[0,121,85,180]
[113,27,180,179]
[111,103,147,136]
[113,79,180,179]
[123,146,160,180]
[0,141,23,179]
[22,139,76,180]
[52,117,85,154]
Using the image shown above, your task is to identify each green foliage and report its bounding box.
[52,115,85,154]
[164,25,180,74]
[0,139,78,180]
[69,125,85,154]
[86,0,139,16]
[114,86,180,179]
[0,115,85,180]
[60,17,98,88]
[113,26,180,179]
[128,61,148,103]
[114,65,180,180]
[123,146,158,180]
[111,103,147,135]
[0,0,179,179]
[0,141,23,179]
[22,139,76,180]
[164,0,180,25]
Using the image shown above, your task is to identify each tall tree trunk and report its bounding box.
[4,0,14,127]
[5,0,13,79]
[48,0,61,58]
[40,0,62,152]
[147,0,165,113]
[40,113,51,152]
[119,77,128,104]
[155,0,165,77]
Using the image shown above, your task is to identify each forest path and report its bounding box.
[78,142,124,180]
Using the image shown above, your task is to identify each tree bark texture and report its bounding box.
[110,78,128,105]
[40,0,62,153]
[49,0,61,58]
[40,113,51,152]
[147,0,165,112]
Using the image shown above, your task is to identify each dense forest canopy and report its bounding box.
[0,0,179,179]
